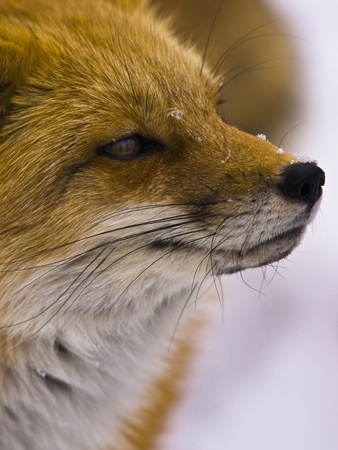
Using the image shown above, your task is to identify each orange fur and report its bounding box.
[117,329,197,449]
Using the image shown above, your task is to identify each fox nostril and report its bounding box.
[300,182,310,197]
[279,162,325,208]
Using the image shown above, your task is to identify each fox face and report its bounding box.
[0,0,324,335]
[0,1,325,449]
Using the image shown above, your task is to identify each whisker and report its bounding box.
[278,123,302,149]
[265,261,286,284]
[26,248,114,338]
[209,22,292,80]
[219,59,296,93]
[208,215,228,308]
[86,230,216,304]
[217,56,297,95]
[239,270,266,296]
[56,230,217,344]
[169,261,220,351]
[51,247,115,322]
[1,211,202,269]
[200,0,226,76]
[3,218,202,330]
[0,247,108,330]
[1,200,241,272]
[258,266,267,301]
[11,222,210,331]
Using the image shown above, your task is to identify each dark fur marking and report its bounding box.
[34,367,72,391]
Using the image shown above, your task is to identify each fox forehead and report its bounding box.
[3,7,219,140]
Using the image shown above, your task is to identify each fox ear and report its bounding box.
[0,24,38,116]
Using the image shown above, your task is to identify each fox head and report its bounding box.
[0,0,324,336]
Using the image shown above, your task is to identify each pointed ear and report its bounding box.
[0,24,38,116]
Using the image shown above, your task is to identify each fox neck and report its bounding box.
[0,282,192,450]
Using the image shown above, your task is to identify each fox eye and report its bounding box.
[98,135,163,161]
[98,136,141,161]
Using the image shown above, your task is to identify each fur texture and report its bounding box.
[0,0,324,449]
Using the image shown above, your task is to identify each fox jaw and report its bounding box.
[0,0,325,448]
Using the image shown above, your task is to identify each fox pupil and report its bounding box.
[98,136,141,161]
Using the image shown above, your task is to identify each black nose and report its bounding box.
[279,162,325,208]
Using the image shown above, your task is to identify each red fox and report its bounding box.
[0,0,324,449]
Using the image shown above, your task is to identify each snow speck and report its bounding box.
[221,147,232,164]
[257,133,267,141]
[167,108,184,120]
[196,137,203,143]
[35,369,47,379]
[276,147,284,154]
[292,152,316,164]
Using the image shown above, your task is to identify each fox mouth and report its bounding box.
[216,225,305,274]
[151,224,305,275]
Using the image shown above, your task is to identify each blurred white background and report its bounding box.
[164,0,338,449]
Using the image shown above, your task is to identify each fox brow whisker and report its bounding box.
[209,20,284,80]
[200,0,226,76]
[218,56,297,94]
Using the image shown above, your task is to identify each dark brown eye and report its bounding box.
[98,136,141,161]
[98,135,163,161]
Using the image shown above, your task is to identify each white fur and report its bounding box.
[0,193,311,449]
